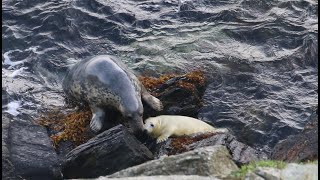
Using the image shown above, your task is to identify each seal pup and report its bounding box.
[62,55,163,134]
[144,115,228,143]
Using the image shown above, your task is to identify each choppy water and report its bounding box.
[2,0,318,153]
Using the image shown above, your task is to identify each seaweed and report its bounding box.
[139,70,205,93]
[169,132,220,155]
[37,107,92,148]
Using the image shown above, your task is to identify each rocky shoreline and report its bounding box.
[2,72,318,180]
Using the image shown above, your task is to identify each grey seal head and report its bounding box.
[62,55,163,134]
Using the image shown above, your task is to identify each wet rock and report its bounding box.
[62,125,153,179]
[108,145,238,178]
[271,108,318,162]
[148,132,267,165]
[3,113,62,180]
[140,71,206,118]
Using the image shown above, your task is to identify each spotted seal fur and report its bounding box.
[62,55,163,134]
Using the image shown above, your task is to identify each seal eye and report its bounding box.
[150,124,154,128]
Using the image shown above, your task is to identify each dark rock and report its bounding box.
[144,86,203,118]
[2,113,16,180]
[62,125,153,179]
[2,113,62,180]
[271,108,318,162]
[147,132,267,166]
[142,72,206,119]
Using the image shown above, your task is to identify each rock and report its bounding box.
[62,125,153,179]
[147,132,267,165]
[244,172,265,180]
[280,163,318,180]
[81,175,221,180]
[2,113,62,180]
[191,133,268,165]
[251,163,318,180]
[140,71,206,118]
[255,167,281,180]
[108,145,238,178]
[2,113,16,179]
[271,108,318,162]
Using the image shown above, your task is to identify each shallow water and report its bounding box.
[2,0,318,153]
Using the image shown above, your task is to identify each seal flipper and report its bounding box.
[90,106,105,132]
[141,87,163,111]
[156,133,170,144]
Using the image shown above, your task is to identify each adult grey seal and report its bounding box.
[62,55,163,134]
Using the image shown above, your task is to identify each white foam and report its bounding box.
[26,46,40,54]
[3,50,25,68]
[8,67,28,78]
[5,101,21,116]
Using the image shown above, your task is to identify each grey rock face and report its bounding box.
[254,167,281,180]
[2,113,62,180]
[109,145,238,178]
[280,163,318,180]
[148,132,267,165]
[62,125,153,179]
[248,163,318,180]
[2,113,15,179]
[187,133,268,165]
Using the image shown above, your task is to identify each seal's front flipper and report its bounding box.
[90,106,105,132]
[156,134,170,144]
[141,87,163,111]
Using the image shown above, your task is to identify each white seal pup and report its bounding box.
[62,55,163,134]
[144,115,228,143]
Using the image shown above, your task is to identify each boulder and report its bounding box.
[62,125,153,179]
[108,145,238,178]
[280,163,318,180]
[271,108,318,162]
[187,133,268,165]
[252,163,318,180]
[140,71,206,118]
[146,132,267,165]
[3,113,62,180]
